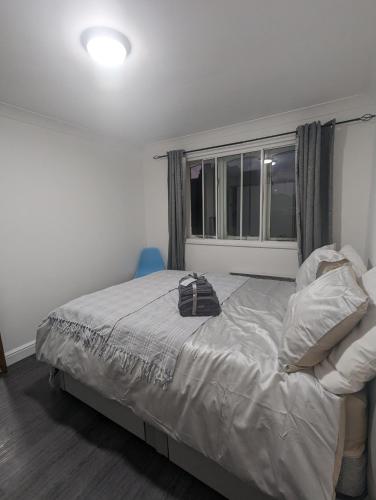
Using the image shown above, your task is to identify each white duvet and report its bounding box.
[36,274,343,500]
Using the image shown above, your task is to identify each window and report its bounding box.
[242,151,261,238]
[219,154,241,238]
[265,146,296,240]
[187,144,296,242]
[189,161,203,236]
[203,159,216,237]
[189,159,216,238]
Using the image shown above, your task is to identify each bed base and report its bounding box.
[61,372,274,500]
[61,372,376,500]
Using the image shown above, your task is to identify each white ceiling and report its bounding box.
[0,0,375,143]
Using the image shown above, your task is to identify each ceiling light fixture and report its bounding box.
[81,27,131,67]
[264,159,272,164]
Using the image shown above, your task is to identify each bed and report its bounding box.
[35,270,375,500]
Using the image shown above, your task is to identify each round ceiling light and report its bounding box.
[81,27,131,67]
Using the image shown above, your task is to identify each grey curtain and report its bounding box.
[167,149,186,270]
[295,120,335,264]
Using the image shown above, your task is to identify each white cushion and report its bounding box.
[295,244,343,291]
[315,266,376,394]
[280,265,368,373]
[340,244,367,278]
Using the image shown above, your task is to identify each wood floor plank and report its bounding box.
[0,356,222,500]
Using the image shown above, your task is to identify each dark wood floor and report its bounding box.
[0,356,223,500]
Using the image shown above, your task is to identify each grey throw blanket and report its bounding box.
[38,271,248,386]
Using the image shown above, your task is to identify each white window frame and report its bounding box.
[186,135,297,249]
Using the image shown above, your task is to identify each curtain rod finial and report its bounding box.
[360,113,376,122]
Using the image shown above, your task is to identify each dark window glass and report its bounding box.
[265,147,296,239]
[189,147,296,242]
[242,151,261,237]
[224,155,241,238]
[203,160,216,237]
[189,162,203,236]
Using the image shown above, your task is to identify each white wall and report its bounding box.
[0,111,145,360]
[365,65,376,268]
[334,119,376,260]
[143,96,376,278]
[367,134,376,267]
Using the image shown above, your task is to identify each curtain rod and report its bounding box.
[153,113,376,159]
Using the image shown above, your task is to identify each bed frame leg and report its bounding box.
[0,333,7,374]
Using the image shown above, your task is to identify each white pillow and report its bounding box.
[315,266,376,394]
[295,244,343,291]
[280,265,368,373]
[340,244,367,278]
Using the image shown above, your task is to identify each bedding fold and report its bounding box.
[37,271,247,386]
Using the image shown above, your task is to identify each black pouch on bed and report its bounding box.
[178,273,221,317]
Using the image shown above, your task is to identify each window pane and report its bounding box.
[220,155,241,238]
[189,161,203,236]
[242,151,261,237]
[203,159,216,237]
[265,146,296,240]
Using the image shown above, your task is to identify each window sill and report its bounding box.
[186,238,297,250]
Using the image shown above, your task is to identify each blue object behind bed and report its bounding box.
[134,247,165,278]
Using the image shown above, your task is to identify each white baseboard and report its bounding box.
[5,340,36,366]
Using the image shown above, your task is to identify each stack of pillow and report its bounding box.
[279,243,376,392]
[279,243,375,496]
